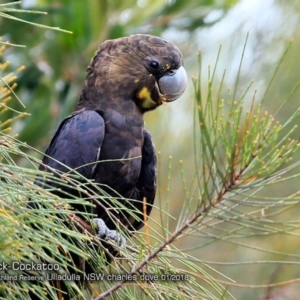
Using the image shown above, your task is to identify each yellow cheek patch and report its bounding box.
[137,87,156,109]
[138,87,151,100]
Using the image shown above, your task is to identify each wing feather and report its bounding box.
[38,110,104,182]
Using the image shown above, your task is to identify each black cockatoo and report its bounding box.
[29,33,187,300]
[37,34,187,244]
[37,34,187,256]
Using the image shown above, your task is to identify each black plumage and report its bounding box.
[39,109,156,231]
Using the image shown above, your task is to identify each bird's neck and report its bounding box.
[75,85,144,120]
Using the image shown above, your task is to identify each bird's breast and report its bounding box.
[94,109,144,197]
[95,136,142,197]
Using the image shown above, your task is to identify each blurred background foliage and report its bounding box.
[1,0,300,299]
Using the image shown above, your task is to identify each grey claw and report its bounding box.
[93,218,126,250]
[93,218,107,238]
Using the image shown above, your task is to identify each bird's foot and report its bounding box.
[93,218,126,250]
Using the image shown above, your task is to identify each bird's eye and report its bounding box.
[148,59,161,72]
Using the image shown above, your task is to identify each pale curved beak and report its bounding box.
[158,66,187,102]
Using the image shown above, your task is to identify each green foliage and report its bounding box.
[1,1,300,300]
[2,34,300,300]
